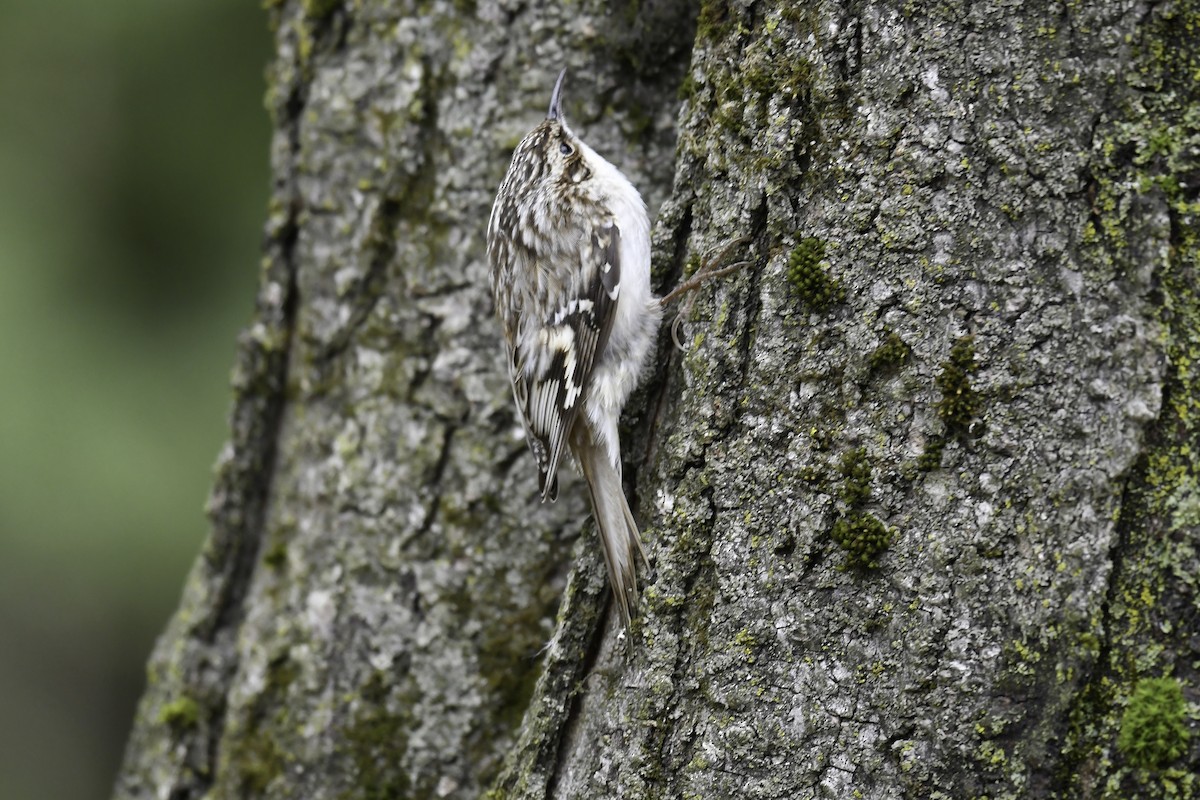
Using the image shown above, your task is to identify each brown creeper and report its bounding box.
[487,70,662,625]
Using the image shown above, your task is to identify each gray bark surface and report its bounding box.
[115,1,1199,799]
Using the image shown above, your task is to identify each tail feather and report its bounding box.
[573,430,645,626]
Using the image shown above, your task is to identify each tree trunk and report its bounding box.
[115,1,1199,798]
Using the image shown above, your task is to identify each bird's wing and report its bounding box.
[510,221,621,502]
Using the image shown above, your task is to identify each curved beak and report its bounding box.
[547,68,567,121]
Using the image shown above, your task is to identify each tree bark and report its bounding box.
[115,1,1199,798]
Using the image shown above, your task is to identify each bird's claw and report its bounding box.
[663,237,752,351]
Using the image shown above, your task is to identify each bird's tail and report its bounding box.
[573,428,647,626]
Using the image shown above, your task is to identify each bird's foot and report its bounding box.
[661,236,752,349]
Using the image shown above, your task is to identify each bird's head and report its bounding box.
[507,69,590,193]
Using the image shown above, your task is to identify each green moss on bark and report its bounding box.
[838,447,872,507]
[831,513,894,570]
[302,0,339,19]
[1118,677,1192,770]
[935,335,979,434]
[157,696,199,730]
[829,446,894,569]
[867,331,912,374]
[787,238,843,312]
[919,335,980,471]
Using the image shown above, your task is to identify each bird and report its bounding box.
[486,69,662,626]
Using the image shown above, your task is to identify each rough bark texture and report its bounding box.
[115,1,1199,799]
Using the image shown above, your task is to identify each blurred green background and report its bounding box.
[0,1,271,797]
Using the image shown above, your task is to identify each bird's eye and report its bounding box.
[559,142,573,156]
